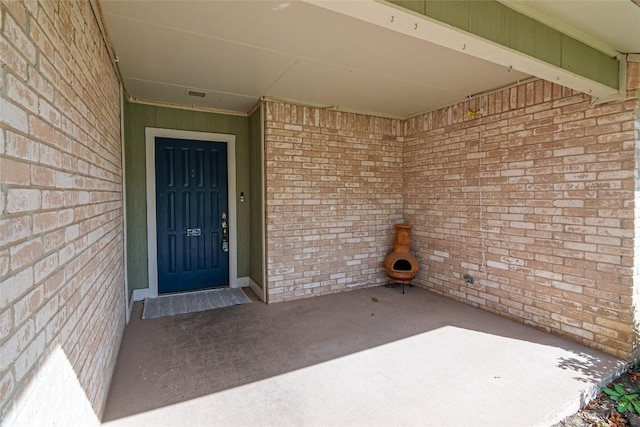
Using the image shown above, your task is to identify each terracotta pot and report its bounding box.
[384,225,419,284]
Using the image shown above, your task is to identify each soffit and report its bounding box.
[101,0,529,117]
[100,0,636,118]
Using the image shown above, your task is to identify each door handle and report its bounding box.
[186,228,201,236]
[221,212,229,252]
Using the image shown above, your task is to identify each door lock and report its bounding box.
[221,212,229,252]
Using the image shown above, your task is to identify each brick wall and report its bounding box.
[0,0,124,423]
[264,102,403,302]
[404,69,639,358]
[630,62,640,356]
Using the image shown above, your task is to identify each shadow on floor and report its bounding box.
[102,285,623,426]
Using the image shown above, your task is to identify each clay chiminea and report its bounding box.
[384,224,419,284]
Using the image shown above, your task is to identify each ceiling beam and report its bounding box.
[305,0,621,101]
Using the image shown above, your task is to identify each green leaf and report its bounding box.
[603,386,621,399]
[618,401,629,413]
[602,386,617,395]
[614,384,627,395]
[618,400,631,413]
[631,400,640,415]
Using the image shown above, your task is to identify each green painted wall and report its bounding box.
[248,107,264,288]
[124,101,251,291]
[390,0,619,90]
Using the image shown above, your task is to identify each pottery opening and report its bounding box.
[393,259,412,271]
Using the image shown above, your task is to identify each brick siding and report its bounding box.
[265,64,639,358]
[630,62,640,357]
[0,0,124,423]
[404,70,639,358]
[2,8,638,425]
[264,102,404,302]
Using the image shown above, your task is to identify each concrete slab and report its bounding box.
[102,285,623,427]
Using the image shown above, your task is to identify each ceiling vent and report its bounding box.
[187,89,206,98]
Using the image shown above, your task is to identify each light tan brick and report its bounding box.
[5,131,39,163]
[0,215,31,249]
[9,239,43,272]
[0,249,9,278]
[0,98,29,133]
[13,331,45,381]
[6,73,37,115]
[0,0,124,421]
[402,73,637,358]
[0,369,15,408]
[2,12,36,64]
[13,284,43,326]
[34,252,57,283]
[6,189,40,213]
[34,296,58,331]
[0,34,28,81]
[27,66,54,102]
[265,101,402,302]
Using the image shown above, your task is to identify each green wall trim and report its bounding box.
[389,0,619,90]
[124,101,252,291]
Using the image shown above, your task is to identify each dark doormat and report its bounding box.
[142,287,251,319]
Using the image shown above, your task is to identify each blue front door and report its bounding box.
[155,137,229,294]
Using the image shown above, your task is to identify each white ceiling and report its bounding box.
[100,0,639,118]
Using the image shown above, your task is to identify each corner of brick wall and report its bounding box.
[262,65,640,359]
[627,61,640,358]
[0,0,125,423]
[404,73,638,358]
[264,101,404,302]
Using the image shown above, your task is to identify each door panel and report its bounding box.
[156,137,229,294]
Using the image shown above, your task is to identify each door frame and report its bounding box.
[145,127,238,298]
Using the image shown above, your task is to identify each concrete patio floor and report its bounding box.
[102,285,624,427]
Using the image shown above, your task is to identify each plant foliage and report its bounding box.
[602,383,640,415]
